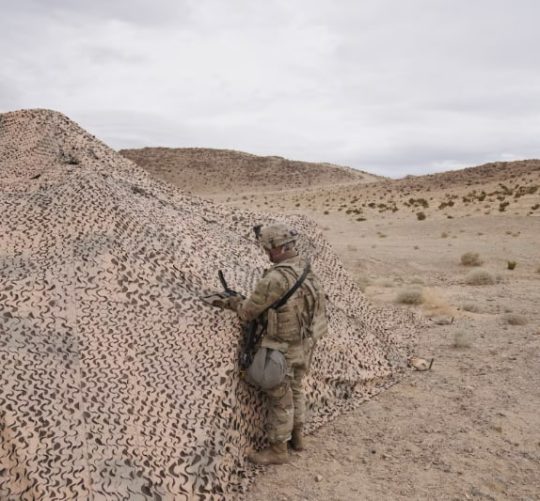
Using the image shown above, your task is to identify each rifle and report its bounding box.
[217,270,264,370]
[218,263,311,371]
[218,270,242,298]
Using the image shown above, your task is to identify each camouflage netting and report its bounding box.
[0,110,417,499]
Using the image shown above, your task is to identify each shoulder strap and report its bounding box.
[269,263,311,311]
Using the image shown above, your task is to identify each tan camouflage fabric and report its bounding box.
[0,110,418,499]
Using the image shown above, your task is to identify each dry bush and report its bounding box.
[452,330,472,348]
[375,278,394,288]
[502,314,527,326]
[441,232,449,238]
[416,211,426,220]
[354,274,370,292]
[507,261,517,270]
[461,252,483,266]
[395,287,424,305]
[465,269,495,286]
[461,302,480,313]
[422,288,455,317]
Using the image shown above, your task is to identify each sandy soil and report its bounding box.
[214,165,540,500]
[246,211,540,501]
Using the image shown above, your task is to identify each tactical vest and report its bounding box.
[260,257,327,368]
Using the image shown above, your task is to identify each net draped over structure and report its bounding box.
[0,110,416,499]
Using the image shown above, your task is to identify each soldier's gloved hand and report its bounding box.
[200,292,243,311]
[224,294,243,311]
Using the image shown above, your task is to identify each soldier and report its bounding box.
[211,223,327,465]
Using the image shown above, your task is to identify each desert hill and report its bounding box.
[211,159,540,225]
[0,109,415,499]
[122,142,540,222]
[120,147,382,195]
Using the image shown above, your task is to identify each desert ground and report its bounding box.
[126,150,540,500]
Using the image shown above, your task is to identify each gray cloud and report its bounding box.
[14,0,191,26]
[1,0,540,177]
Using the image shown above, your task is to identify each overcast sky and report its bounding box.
[1,0,540,177]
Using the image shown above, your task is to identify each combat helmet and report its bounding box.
[254,223,298,250]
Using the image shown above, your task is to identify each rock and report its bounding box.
[432,316,453,325]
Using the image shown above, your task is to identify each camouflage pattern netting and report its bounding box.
[0,110,417,499]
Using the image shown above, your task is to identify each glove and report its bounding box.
[200,292,243,311]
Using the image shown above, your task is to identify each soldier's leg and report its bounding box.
[266,378,294,444]
[247,378,293,465]
[290,367,306,428]
[289,367,306,451]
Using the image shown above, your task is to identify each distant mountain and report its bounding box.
[120,147,383,194]
[393,159,540,191]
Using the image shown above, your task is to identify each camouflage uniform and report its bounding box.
[231,254,327,444]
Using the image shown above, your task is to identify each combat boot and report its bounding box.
[290,425,304,451]
[247,442,289,465]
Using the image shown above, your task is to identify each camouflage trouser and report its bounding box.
[265,366,306,444]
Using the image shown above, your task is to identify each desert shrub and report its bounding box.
[323,210,329,215]
[354,274,370,292]
[499,201,510,212]
[536,266,540,274]
[438,200,455,209]
[356,217,367,222]
[507,261,517,270]
[502,313,527,326]
[461,302,480,313]
[441,232,449,238]
[416,212,426,221]
[395,287,424,305]
[465,269,495,285]
[461,252,483,266]
[452,330,472,348]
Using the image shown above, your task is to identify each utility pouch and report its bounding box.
[246,347,287,390]
[266,308,278,339]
